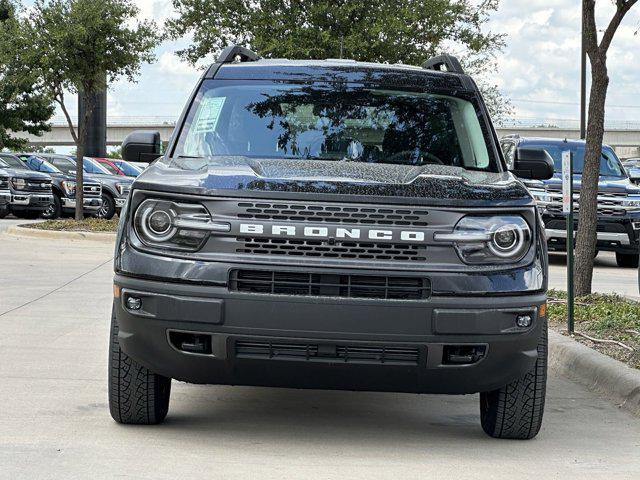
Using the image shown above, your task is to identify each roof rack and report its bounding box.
[216,45,260,64]
[422,54,464,74]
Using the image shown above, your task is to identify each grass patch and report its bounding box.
[548,288,640,369]
[27,218,118,232]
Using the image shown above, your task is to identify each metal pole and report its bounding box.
[580,2,587,140]
[563,151,575,334]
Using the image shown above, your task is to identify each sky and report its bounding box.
[49,0,640,129]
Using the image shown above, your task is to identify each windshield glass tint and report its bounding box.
[173,81,492,170]
[527,143,626,177]
[100,161,120,174]
[1,156,26,169]
[114,160,141,176]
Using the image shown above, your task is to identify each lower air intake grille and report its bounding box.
[235,340,420,366]
[229,269,431,300]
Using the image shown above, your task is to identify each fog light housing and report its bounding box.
[126,296,142,310]
[516,314,532,328]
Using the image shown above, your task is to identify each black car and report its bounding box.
[0,153,54,219]
[0,167,11,218]
[33,154,132,220]
[501,136,640,267]
[15,154,103,219]
[109,46,554,439]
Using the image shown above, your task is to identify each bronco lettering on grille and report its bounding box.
[239,223,426,242]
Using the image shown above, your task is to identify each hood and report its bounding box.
[1,168,51,181]
[87,173,133,184]
[544,173,640,195]
[133,156,533,207]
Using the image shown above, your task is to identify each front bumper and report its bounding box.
[114,273,545,394]
[0,191,10,207]
[11,192,53,210]
[543,213,640,254]
[62,196,102,211]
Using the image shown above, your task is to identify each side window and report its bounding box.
[500,141,516,170]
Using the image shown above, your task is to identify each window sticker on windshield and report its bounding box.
[193,97,226,133]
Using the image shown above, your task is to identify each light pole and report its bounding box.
[580,2,587,140]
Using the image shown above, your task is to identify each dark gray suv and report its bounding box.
[109,46,554,439]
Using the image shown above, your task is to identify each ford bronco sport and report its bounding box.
[110,46,554,439]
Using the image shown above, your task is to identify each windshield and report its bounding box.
[0,159,8,168]
[0,155,27,169]
[99,161,121,175]
[113,160,142,176]
[22,156,60,174]
[172,81,494,171]
[526,142,626,178]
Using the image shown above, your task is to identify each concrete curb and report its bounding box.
[548,330,640,416]
[6,225,116,243]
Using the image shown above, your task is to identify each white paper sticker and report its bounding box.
[562,150,572,214]
[193,96,226,133]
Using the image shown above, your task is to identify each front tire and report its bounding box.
[97,193,116,220]
[615,252,639,268]
[108,309,171,424]
[42,195,62,220]
[480,320,547,440]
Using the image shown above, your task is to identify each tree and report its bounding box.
[0,0,54,151]
[166,0,509,120]
[23,0,159,219]
[107,146,122,159]
[574,0,638,295]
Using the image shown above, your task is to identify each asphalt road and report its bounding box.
[1,230,639,479]
[548,251,640,299]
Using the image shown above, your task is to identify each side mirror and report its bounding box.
[628,171,640,185]
[512,148,555,180]
[122,130,162,164]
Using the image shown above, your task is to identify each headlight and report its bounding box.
[61,180,76,196]
[133,199,231,252]
[528,188,551,204]
[11,178,26,190]
[116,183,131,196]
[621,196,640,208]
[434,215,532,264]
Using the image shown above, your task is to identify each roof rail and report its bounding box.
[422,54,464,74]
[216,45,260,64]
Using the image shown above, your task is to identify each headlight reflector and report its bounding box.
[61,180,76,196]
[434,215,531,264]
[11,178,26,190]
[133,199,230,252]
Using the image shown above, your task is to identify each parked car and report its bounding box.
[109,47,554,440]
[622,157,640,184]
[0,153,54,219]
[110,159,143,177]
[501,136,640,267]
[0,167,12,218]
[14,153,102,219]
[34,154,132,220]
[93,157,126,176]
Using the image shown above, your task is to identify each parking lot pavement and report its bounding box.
[1,231,640,479]
[548,251,639,299]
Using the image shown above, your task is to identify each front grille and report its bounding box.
[25,180,52,192]
[236,201,430,227]
[546,203,627,216]
[236,237,427,261]
[543,192,631,216]
[235,340,421,365]
[0,177,8,190]
[229,269,431,300]
[83,184,101,197]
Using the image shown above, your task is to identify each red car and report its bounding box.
[93,158,126,176]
